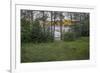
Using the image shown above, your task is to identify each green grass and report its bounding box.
[21,37,89,63]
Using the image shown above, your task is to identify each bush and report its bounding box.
[63,32,76,41]
[31,20,42,43]
[21,18,54,43]
[81,20,89,36]
[44,29,54,42]
[31,20,53,43]
[71,24,82,38]
[21,18,31,43]
[81,14,89,37]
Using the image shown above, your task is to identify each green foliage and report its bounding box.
[63,32,76,41]
[71,24,82,38]
[30,19,53,43]
[43,28,54,42]
[81,18,89,36]
[30,20,41,43]
[21,18,54,43]
[71,18,89,38]
[21,18,31,43]
[63,21,89,42]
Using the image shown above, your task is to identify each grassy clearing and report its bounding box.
[21,37,89,63]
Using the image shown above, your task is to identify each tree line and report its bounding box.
[21,10,89,43]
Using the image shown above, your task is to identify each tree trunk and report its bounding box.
[60,20,62,40]
[53,12,56,40]
[70,13,73,25]
[51,11,53,36]
[42,11,45,34]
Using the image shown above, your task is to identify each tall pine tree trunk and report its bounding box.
[53,12,56,40]
[70,13,73,25]
[60,18,63,40]
[42,11,45,34]
[51,11,53,37]
[50,11,55,41]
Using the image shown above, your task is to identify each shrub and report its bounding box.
[31,20,42,43]
[21,18,54,43]
[31,20,54,43]
[81,21,89,36]
[21,18,31,43]
[71,24,82,38]
[63,32,76,41]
